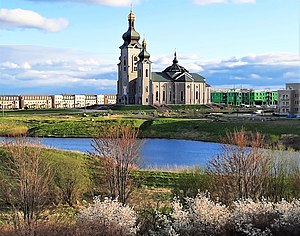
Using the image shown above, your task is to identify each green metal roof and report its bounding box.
[151,72,206,83]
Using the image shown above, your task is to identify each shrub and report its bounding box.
[169,193,230,236]
[273,199,300,235]
[231,198,277,236]
[77,196,138,236]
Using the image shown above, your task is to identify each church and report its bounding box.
[117,10,211,105]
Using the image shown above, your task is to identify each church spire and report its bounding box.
[173,50,178,64]
[122,8,140,44]
[139,37,150,60]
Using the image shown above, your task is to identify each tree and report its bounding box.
[90,126,143,204]
[207,128,271,203]
[54,153,90,207]
[0,137,53,234]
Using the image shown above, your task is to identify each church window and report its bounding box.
[146,69,149,77]
[163,91,166,101]
[146,86,148,92]
[196,91,199,100]
[156,91,159,101]
[180,91,184,102]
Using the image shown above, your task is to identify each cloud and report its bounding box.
[26,0,140,7]
[193,0,256,5]
[0,8,68,32]
[0,45,298,94]
[0,45,117,94]
[152,51,298,89]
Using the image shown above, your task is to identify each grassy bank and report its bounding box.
[0,112,299,149]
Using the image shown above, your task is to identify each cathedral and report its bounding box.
[117,10,211,105]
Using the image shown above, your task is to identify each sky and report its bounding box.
[0,0,299,95]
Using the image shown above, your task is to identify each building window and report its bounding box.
[134,56,138,61]
[156,91,159,101]
[163,91,165,101]
[146,69,149,77]
[169,91,172,101]
[180,91,184,102]
[146,98,148,103]
[124,58,126,66]
[123,67,126,71]
[134,67,137,71]
[196,91,199,100]
[145,86,148,93]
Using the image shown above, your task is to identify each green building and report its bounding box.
[211,89,278,106]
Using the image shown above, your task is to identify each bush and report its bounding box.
[77,196,138,236]
[166,193,230,236]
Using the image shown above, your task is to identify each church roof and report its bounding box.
[152,72,206,82]
[151,53,206,83]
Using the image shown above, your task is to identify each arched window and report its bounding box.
[156,91,159,101]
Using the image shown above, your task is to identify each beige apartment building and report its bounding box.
[278,83,300,115]
[0,95,20,109]
[117,10,211,105]
[104,94,117,104]
[52,94,116,108]
[20,95,52,109]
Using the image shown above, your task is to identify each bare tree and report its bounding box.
[207,128,271,203]
[90,126,143,204]
[0,137,53,234]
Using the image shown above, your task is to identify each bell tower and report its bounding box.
[137,38,152,105]
[117,9,143,104]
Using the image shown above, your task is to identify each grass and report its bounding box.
[0,111,299,148]
[111,105,155,111]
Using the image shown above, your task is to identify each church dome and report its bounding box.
[163,52,189,73]
[122,10,140,43]
[138,38,150,60]
[122,29,140,42]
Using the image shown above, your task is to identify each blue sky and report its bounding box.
[0,0,299,94]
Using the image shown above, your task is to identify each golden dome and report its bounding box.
[142,38,147,48]
[128,10,135,20]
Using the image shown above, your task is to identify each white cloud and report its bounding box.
[26,0,140,7]
[0,45,298,93]
[193,0,255,5]
[0,45,117,94]
[0,8,68,32]
[1,62,19,69]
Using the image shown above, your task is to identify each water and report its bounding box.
[0,137,222,167]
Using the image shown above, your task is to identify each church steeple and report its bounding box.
[122,9,140,45]
[173,51,178,64]
[138,38,150,61]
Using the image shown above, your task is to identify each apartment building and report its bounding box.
[211,89,278,106]
[278,83,300,115]
[104,94,117,105]
[0,95,20,109]
[20,95,52,109]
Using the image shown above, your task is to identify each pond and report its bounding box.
[0,137,223,168]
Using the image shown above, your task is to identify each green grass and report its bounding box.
[0,114,299,148]
[140,118,300,142]
[168,104,211,110]
[4,108,81,115]
[111,105,155,111]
